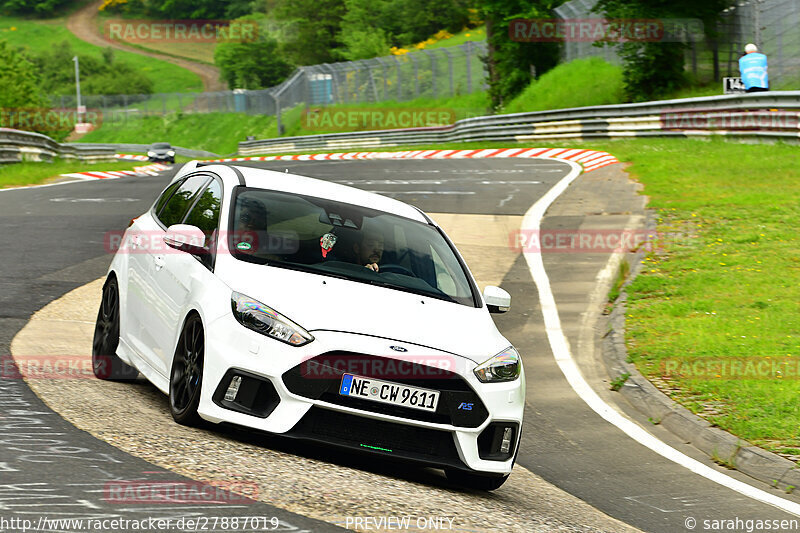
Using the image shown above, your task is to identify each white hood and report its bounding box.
[220,261,509,363]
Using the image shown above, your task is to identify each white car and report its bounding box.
[93,162,525,490]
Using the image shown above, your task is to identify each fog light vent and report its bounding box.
[477,422,518,461]
[224,375,243,401]
[500,427,512,454]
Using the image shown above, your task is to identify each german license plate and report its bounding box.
[339,374,439,412]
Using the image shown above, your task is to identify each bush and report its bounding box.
[28,42,154,96]
[1,0,71,16]
[0,40,46,108]
[214,26,294,90]
[338,0,471,60]
[100,0,250,19]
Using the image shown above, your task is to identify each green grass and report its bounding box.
[0,15,202,93]
[589,138,800,457]
[79,112,277,155]
[0,158,143,188]
[502,57,625,114]
[78,92,492,154]
[95,10,217,64]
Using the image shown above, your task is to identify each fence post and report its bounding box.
[441,48,454,96]
[375,57,389,101]
[393,56,402,101]
[424,49,436,98]
[465,42,473,93]
[274,92,283,135]
[409,53,420,98]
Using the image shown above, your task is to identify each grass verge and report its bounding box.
[0,15,202,93]
[502,57,625,114]
[596,138,800,460]
[78,92,491,154]
[0,159,144,189]
[79,112,277,155]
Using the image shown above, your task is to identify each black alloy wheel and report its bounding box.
[92,276,138,380]
[169,314,205,426]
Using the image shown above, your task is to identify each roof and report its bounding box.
[233,165,429,224]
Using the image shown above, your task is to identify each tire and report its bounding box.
[445,468,509,491]
[169,314,205,427]
[92,277,138,380]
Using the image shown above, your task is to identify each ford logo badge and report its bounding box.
[390,346,408,352]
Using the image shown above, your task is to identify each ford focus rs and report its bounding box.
[92,162,525,490]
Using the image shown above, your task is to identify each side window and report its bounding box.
[153,180,183,215]
[157,175,209,228]
[184,179,222,247]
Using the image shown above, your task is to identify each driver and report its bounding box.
[354,230,384,272]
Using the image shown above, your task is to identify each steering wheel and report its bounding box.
[378,263,415,276]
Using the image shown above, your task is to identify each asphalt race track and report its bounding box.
[2,158,800,532]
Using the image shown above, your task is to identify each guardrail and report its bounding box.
[0,130,221,165]
[63,143,220,159]
[238,92,800,155]
[0,128,118,164]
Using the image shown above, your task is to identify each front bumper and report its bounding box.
[197,313,525,474]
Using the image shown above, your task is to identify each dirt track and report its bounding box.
[66,0,226,92]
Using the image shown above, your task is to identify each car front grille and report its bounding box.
[288,406,462,466]
[282,352,489,428]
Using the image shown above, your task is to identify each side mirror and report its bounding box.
[483,286,511,314]
[164,224,207,256]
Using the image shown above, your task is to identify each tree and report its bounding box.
[337,0,471,60]
[273,0,346,65]
[0,40,45,108]
[595,0,729,101]
[214,31,294,89]
[478,0,565,110]
[27,41,154,96]
[1,0,71,16]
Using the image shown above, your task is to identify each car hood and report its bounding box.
[221,262,508,363]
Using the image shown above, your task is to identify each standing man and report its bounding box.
[739,43,769,92]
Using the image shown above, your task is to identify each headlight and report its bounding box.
[167,150,175,156]
[474,346,521,383]
[231,292,313,346]
[147,151,155,156]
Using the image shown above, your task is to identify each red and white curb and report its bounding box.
[115,154,150,161]
[203,148,619,173]
[60,163,169,181]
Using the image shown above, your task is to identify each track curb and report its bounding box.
[602,213,800,495]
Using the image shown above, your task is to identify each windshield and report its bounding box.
[152,143,171,149]
[229,188,477,306]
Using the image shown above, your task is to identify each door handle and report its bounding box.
[153,255,166,271]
